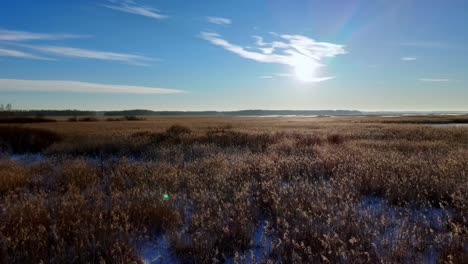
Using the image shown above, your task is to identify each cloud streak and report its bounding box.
[200,32,346,82]
[0,48,53,60]
[400,41,454,49]
[0,29,89,41]
[17,44,153,65]
[206,17,232,25]
[0,79,184,94]
[401,57,416,61]
[103,0,168,20]
[419,78,450,82]
[0,28,154,65]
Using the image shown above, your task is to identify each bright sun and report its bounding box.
[290,54,325,82]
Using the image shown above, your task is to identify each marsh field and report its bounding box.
[0,116,467,263]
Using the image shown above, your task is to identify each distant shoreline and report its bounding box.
[1,109,467,117]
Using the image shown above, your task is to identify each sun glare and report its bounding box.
[290,54,323,82]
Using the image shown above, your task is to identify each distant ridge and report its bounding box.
[105,109,363,116]
[1,109,467,117]
[0,109,362,117]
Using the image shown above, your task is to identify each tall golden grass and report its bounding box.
[0,117,466,263]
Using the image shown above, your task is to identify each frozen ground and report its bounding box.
[360,195,453,263]
[8,153,44,163]
[140,234,178,264]
[431,123,468,127]
[225,218,274,264]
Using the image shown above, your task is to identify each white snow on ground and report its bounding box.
[8,153,44,163]
[431,124,468,127]
[140,234,179,264]
[139,201,193,264]
[138,201,275,264]
[361,195,452,232]
[225,218,274,264]
[360,195,453,264]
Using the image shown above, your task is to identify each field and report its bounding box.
[0,116,467,263]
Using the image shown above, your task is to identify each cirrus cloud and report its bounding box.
[200,32,346,82]
[206,16,232,25]
[103,0,168,20]
[0,29,89,41]
[0,79,184,94]
[401,57,417,61]
[16,44,154,65]
[1,28,153,65]
[0,48,53,60]
[419,78,450,82]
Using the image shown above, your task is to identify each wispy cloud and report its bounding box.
[275,73,294,77]
[103,0,168,20]
[259,73,333,82]
[200,32,346,82]
[0,29,89,41]
[18,44,153,65]
[0,79,184,94]
[419,78,450,82]
[400,41,453,49]
[0,47,53,60]
[206,16,232,25]
[1,28,153,65]
[401,57,417,61]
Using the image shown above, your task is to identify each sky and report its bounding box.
[0,0,467,111]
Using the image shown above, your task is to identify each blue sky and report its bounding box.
[0,0,467,111]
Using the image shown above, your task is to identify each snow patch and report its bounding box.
[139,234,178,264]
[360,195,453,263]
[8,153,44,163]
[138,201,193,264]
[225,218,273,264]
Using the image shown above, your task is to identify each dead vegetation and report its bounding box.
[0,117,466,263]
[0,117,57,123]
[0,126,62,153]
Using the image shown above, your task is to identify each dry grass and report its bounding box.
[0,126,62,153]
[0,117,57,123]
[0,159,28,193]
[0,116,466,263]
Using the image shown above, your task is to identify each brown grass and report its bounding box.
[0,116,466,263]
[0,126,62,153]
[0,159,29,193]
[0,117,57,123]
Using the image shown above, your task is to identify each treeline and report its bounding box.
[0,110,97,117]
[0,109,363,117]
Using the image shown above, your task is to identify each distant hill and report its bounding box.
[0,110,97,117]
[0,109,363,117]
[1,109,467,117]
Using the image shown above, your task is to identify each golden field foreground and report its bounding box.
[0,116,467,263]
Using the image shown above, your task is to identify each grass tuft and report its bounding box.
[0,126,61,153]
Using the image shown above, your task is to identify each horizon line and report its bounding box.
[1,109,468,114]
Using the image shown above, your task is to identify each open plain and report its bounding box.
[0,115,467,263]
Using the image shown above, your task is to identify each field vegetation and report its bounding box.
[0,116,466,263]
[0,117,57,123]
